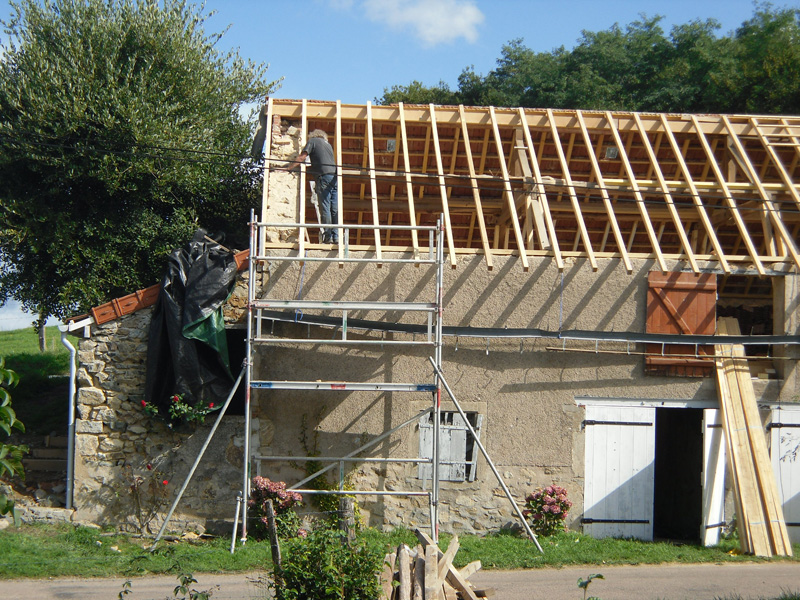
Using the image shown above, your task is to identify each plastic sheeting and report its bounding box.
[144,230,239,418]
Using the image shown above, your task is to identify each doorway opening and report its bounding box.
[653,407,703,541]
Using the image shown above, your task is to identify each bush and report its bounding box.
[275,527,384,600]
[249,476,303,539]
[523,484,573,536]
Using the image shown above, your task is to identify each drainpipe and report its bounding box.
[59,325,77,511]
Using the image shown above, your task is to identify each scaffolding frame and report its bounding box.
[240,213,446,543]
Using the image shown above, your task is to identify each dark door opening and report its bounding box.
[653,407,703,541]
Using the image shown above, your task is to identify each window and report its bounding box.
[418,412,482,482]
[645,272,716,377]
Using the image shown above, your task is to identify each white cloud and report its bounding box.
[361,0,484,46]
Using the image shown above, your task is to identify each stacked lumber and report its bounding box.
[714,317,792,557]
[380,529,494,600]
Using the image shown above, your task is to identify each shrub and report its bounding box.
[249,476,304,539]
[275,527,384,600]
[523,484,573,536]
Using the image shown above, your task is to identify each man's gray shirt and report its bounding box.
[303,137,336,176]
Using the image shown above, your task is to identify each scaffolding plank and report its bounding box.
[458,105,494,269]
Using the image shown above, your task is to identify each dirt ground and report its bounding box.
[3,562,800,600]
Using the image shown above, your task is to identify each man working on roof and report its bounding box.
[284,129,339,244]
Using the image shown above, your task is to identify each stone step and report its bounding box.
[45,435,69,448]
[31,448,68,459]
[22,458,67,472]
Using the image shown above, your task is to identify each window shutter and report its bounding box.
[646,272,716,377]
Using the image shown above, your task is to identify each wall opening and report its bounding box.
[224,327,247,416]
[717,274,777,379]
[653,407,703,541]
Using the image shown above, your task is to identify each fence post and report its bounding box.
[338,496,356,544]
[266,499,283,599]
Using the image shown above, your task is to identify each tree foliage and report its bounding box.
[1,357,26,526]
[0,0,280,321]
[377,4,800,115]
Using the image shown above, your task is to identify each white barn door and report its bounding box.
[583,405,655,540]
[702,408,726,546]
[770,406,800,545]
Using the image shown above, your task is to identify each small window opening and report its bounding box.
[418,411,482,482]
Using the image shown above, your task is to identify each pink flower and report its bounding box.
[172,395,180,403]
[146,463,152,471]
[141,400,147,408]
[162,480,169,485]
[208,402,215,408]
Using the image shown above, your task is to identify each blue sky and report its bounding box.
[0,0,790,329]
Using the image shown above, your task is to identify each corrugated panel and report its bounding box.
[646,272,716,377]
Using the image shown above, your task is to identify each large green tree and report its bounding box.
[377,4,800,116]
[0,0,279,322]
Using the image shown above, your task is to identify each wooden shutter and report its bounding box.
[418,412,481,482]
[702,409,727,546]
[646,272,716,377]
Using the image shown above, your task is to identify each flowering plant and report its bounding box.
[249,476,305,539]
[120,461,171,534]
[523,484,572,536]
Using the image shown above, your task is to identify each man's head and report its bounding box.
[308,129,328,141]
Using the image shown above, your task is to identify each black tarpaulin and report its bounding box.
[144,230,239,418]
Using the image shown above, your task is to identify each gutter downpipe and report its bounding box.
[59,325,77,510]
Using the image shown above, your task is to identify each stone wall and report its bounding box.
[72,306,247,533]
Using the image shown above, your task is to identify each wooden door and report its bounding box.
[583,405,655,540]
[702,408,727,545]
[770,406,800,544]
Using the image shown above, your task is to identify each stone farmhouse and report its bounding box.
[62,99,800,547]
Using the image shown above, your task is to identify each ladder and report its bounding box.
[241,213,446,541]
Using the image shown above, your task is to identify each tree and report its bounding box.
[0,0,280,322]
[0,357,25,526]
[376,4,800,115]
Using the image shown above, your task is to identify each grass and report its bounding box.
[1,523,798,580]
[0,326,71,435]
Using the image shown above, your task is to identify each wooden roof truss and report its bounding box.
[263,100,800,275]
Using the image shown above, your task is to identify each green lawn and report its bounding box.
[0,523,797,580]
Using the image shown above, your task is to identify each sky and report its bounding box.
[0,0,793,329]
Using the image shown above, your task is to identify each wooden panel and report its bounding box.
[583,405,655,541]
[645,272,716,377]
[770,406,800,545]
[702,409,726,546]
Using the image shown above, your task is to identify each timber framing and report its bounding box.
[262,99,800,274]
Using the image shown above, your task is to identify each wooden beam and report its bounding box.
[606,111,667,272]
[518,108,563,270]
[691,115,765,275]
[430,104,458,267]
[366,101,383,262]
[547,108,597,271]
[490,106,529,270]
[660,114,731,274]
[751,117,800,213]
[576,110,632,273]
[724,116,800,271]
[459,105,494,269]
[259,97,274,255]
[398,103,421,258]
[336,100,344,262]
[299,99,308,253]
[633,112,698,272]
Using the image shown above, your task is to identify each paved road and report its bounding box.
[3,563,799,600]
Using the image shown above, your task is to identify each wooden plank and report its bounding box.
[518,108,562,270]
[606,111,667,272]
[490,106,529,270]
[546,108,596,270]
[424,543,440,600]
[430,104,458,268]
[437,535,460,581]
[336,100,344,262]
[753,117,800,214]
[416,530,480,600]
[412,554,424,600]
[259,97,274,255]
[459,560,482,579]
[660,114,731,274]
[398,103,421,259]
[691,115,765,275]
[458,105,493,269]
[632,112,698,272]
[366,101,383,263]
[381,552,395,600]
[576,110,632,273]
[398,544,411,600]
[299,99,308,253]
